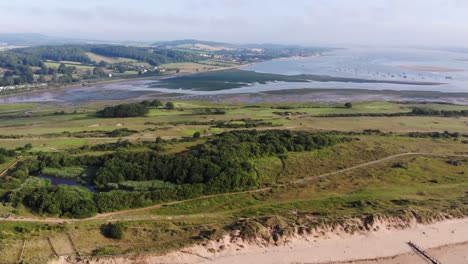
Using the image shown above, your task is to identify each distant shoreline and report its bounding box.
[399,65,464,72]
[0,59,258,100]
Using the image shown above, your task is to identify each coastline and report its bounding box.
[0,59,262,100]
[399,65,465,72]
[51,216,468,264]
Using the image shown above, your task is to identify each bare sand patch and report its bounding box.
[399,65,464,72]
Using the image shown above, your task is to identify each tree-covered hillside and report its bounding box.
[0,44,201,87]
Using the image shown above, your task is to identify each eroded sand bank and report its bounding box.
[52,218,468,264]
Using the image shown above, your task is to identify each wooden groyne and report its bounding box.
[47,236,59,257]
[17,240,26,263]
[67,233,80,256]
[407,241,441,264]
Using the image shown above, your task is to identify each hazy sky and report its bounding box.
[1,0,468,46]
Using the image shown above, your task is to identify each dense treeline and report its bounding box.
[216,119,281,129]
[1,44,201,86]
[318,107,468,118]
[97,103,149,118]
[408,131,462,138]
[93,130,343,189]
[3,130,345,216]
[88,45,201,66]
[11,45,201,66]
[411,107,468,117]
[0,147,17,164]
[92,130,344,211]
[7,186,97,218]
[0,53,39,86]
[11,45,92,63]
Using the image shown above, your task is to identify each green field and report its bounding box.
[0,98,467,263]
[85,52,138,64]
[0,100,466,151]
[44,62,95,70]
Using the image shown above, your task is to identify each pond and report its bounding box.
[38,174,96,193]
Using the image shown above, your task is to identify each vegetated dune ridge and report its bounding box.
[51,216,468,264]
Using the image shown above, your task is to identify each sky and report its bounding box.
[1,0,468,47]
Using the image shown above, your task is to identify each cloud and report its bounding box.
[1,0,468,46]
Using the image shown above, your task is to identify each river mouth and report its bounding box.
[1,47,468,104]
[38,174,96,193]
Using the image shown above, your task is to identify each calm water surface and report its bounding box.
[1,47,467,103]
[38,174,96,192]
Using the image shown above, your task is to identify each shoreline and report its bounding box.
[51,217,468,264]
[399,65,465,72]
[0,59,262,100]
[0,53,324,101]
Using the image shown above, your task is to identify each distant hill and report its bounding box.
[0,33,82,46]
[152,39,234,48]
[0,33,148,47]
[153,39,333,53]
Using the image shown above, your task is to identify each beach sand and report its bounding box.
[333,242,468,264]
[52,218,468,264]
[178,218,468,264]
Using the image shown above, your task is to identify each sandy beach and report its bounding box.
[52,217,468,264]
[161,218,468,264]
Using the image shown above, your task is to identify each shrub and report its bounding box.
[101,222,127,239]
[392,162,409,169]
[97,103,149,118]
[165,102,175,110]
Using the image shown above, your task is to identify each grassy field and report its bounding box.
[160,62,220,73]
[0,99,467,263]
[44,62,95,70]
[85,52,137,64]
[0,136,466,263]
[0,100,466,151]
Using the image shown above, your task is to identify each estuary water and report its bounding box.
[38,174,96,192]
[1,47,467,104]
[242,47,468,93]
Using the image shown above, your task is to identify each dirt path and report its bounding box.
[1,152,467,224]
[0,155,22,177]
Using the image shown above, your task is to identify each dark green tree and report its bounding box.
[57,63,67,74]
[165,102,175,110]
[101,222,127,239]
[150,100,163,108]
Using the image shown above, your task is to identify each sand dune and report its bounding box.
[52,218,468,264]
